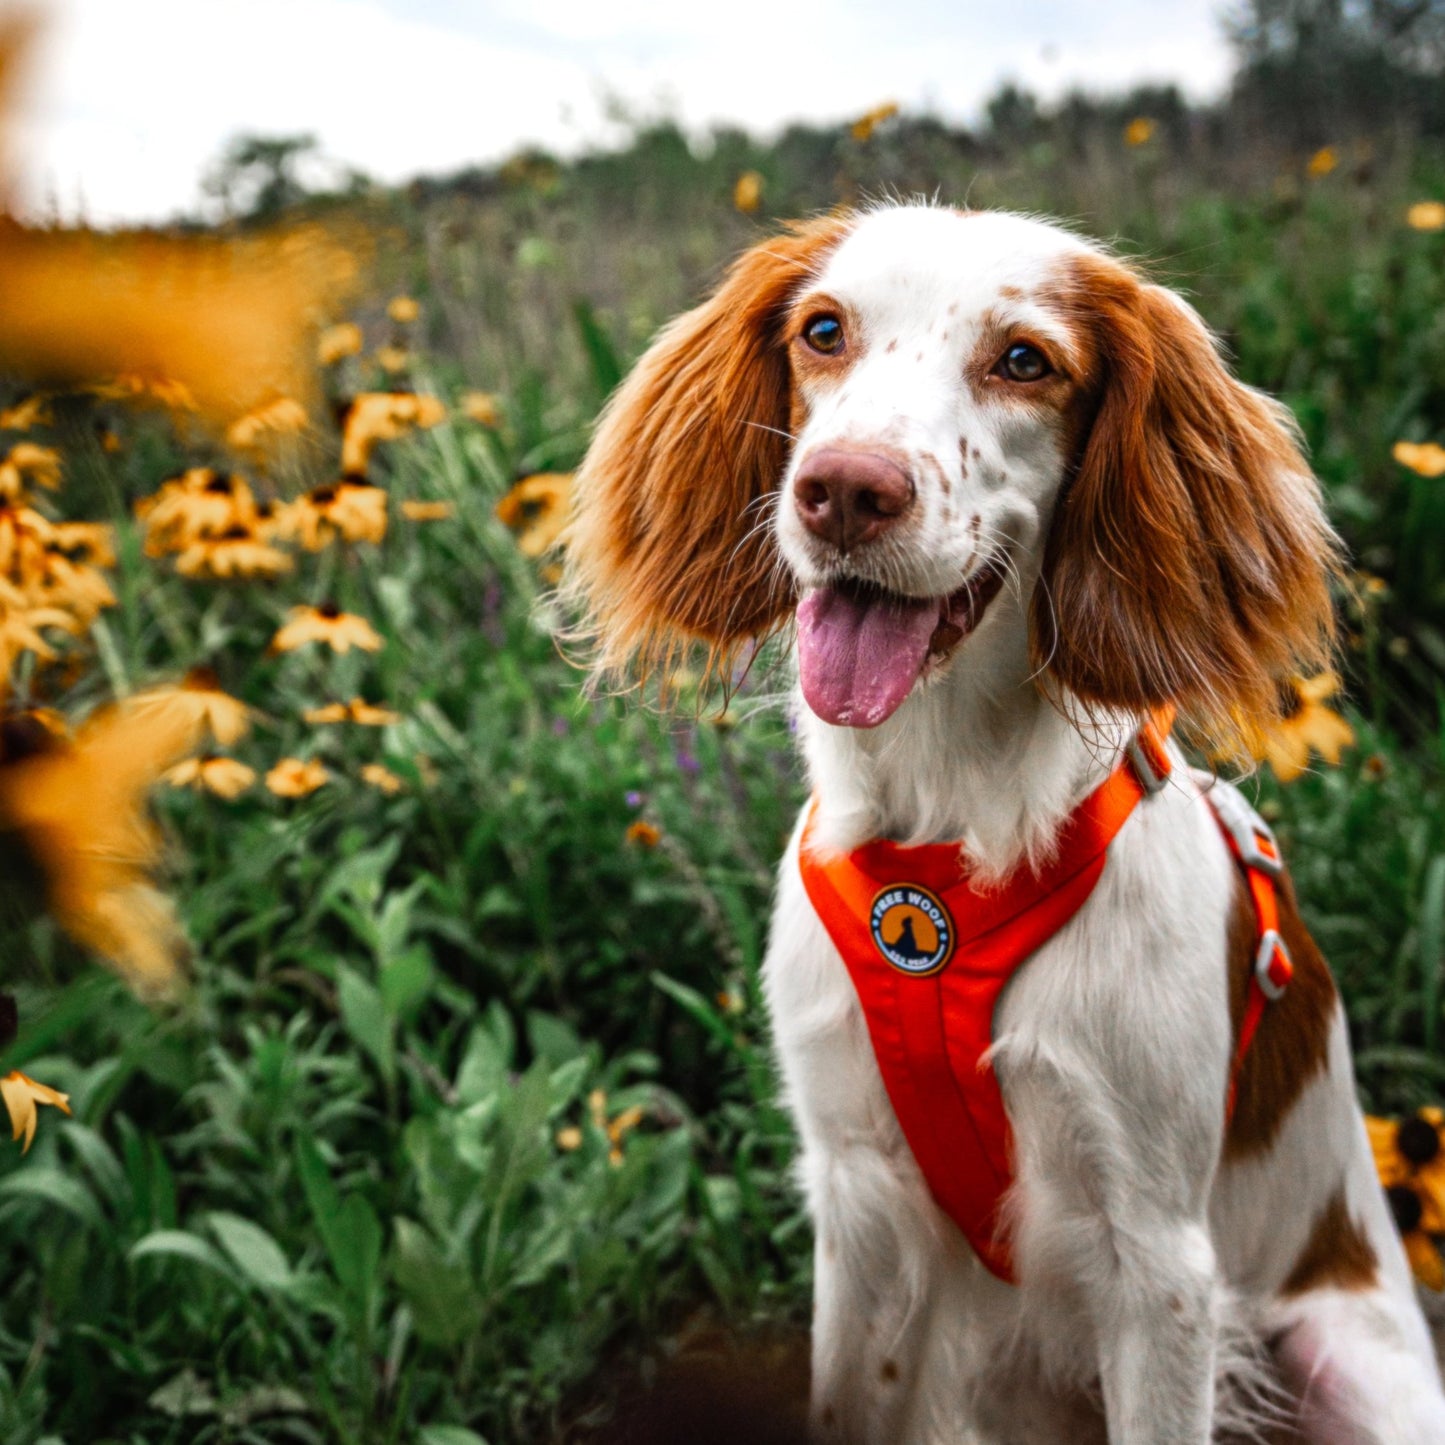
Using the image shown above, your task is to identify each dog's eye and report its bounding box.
[803,315,845,355]
[996,343,1050,382]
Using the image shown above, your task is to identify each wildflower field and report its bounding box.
[4,96,1445,1443]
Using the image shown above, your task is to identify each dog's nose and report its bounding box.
[793,448,915,552]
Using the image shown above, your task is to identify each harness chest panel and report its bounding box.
[796,727,1289,1285]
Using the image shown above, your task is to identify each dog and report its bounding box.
[563,204,1445,1442]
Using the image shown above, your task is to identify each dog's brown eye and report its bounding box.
[996,343,1050,382]
[804,315,845,355]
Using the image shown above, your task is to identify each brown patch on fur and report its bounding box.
[999,284,1024,299]
[1280,1189,1378,1296]
[880,1359,899,1383]
[886,338,898,353]
[564,215,852,682]
[958,439,970,478]
[1223,866,1338,1161]
[1032,253,1340,756]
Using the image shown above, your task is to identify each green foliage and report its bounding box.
[2,113,1445,1443]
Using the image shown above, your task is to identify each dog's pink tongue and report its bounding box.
[797,585,938,727]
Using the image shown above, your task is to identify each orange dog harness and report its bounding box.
[797,718,1291,1282]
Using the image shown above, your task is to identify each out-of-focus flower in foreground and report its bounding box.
[1251,673,1355,783]
[849,101,899,143]
[270,603,383,655]
[1306,146,1339,178]
[277,479,387,549]
[0,394,51,431]
[1393,440,1445,478]
[163,754,257,800]
[1123,117,1155,147]
[339,392,446,478]
[122,669,251,748]
[733,171,764,213]
[1406,201,1445,231]
[495,472,572,558]
[0,702,196,994]
[1,1069,71,1153]
[266,756,329,798]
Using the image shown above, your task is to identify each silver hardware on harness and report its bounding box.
[1205,779,1284,878]
[1254,929,1293,1000]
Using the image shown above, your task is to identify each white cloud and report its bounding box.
[12,0,1233,224]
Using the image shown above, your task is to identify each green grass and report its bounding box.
[1,118,1445,1441]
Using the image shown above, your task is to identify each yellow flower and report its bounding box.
[265,756,329,797]
[0,442,61,501]
[317,321,364,365]
[387,295,419,324]
[0,394,52,431]
[494,472,572,558]
[460,391,500,427]
[556,1125,583,1151]
[400,499,453,522]
[124,669,252,747]
[276,479,387,549]
[1123,117,1155,147]
[50,521,115,569]
[360,762,404,794]
[1,1070,72,1153]
[163,754,257,800]
[733,170,764,213]
[1370,1110,1445,1290]
[849,101,899,143]
[1406,201,1445,231]
[136,469,258,556]
[0,700,197,993]
[1393,440,1445,478]
[0,578,77,677]
[1251,673,1355,783]
[225,395,309,453]
[374,345,410,375]
[304,697,398,725]
[174,525,294,580]
[625,819,661,848]
[339,392,446,478]
[1306,146,1338,178]
[270,603,383,654]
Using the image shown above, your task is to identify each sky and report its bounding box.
[10,0,1235,224]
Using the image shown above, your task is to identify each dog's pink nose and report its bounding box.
[793,448,915,552]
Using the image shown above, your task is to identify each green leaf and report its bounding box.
[207,1211,294,1292]
[0,1169,104,1230]
[381,944,435,1019]
[129,1230,236,1281]
[391,1217,478,1347]
[526,1011,584,1067]
[337,965,396,1085]
[419,1428,489,1445]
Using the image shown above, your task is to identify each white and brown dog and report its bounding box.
[564,204,1445,1443]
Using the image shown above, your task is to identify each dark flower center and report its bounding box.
[1387,1182,1424,1234]
[1399,1114,1441,1166]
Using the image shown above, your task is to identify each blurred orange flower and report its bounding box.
[400,499,452,522]
[270,603,383,654]
[625,819,661,848]
[1,1069,71,1153]
[277,479,387,549]
[387,295,419,323]
[339,392,446,478]
[50,521,115,569]
[123,669,251,748]
[1406,201,1445,231]
[266,756,329,797]
[374,345,410,375]
[136,469,259,555]
[174,525,294,580]
[1306,146,1338,177]
[850,101,899,143]
[733,170,764,213]
[360,762,404,794]
[163,754,256,800]
[460,391,499,427]
[225,395,309,453]
[1252,673,1355,783]
[1393,440,1445,478]
[0,394,51,431]
[495,472,572,558]
[317,321,363,365]
[0,442,60,500]
[1123,117,1155,147]
[303,697,398,725]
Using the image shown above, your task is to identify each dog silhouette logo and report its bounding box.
[869,885,955,976]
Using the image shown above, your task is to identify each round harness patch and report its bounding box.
[869,885,955,976]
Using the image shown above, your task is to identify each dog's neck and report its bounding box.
[794,597,1133,879]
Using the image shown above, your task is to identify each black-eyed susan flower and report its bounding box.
[400,499,452,522]
[1307,146,1339,177]
[1123,117,1156,147]
[0,394,52,431]
[1369,1110,1445,1290]
[1394,440,1445,478]
[1,1069,71,1153]
[163,754,256,800]
[374,346,410,377]
[277,479,387,549]
[460,391,499,427]
[1406,201,1445,231]
[317,321,363,366]
[50,521,115,569]
[303,697,398,725]
[136,469,258,556]
[225,395,309,453]
[849,101,899,143]
[339,392,446,478]
[359,762,404,794]
[1251,673,1355,783]
[174,524,294,580]
[733,171,763,213]
[0,442,61,501]
[387,296,419,324]
[0,701,196,993]
[123,669,251,748]
[270,603,383,655]
[265,756,329,798]
[495,472,571,558]
[0,577,76,678]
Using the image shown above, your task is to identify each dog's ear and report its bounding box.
[563,216,850,683]
[1032,255,1340,753]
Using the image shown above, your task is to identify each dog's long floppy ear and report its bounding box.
[1032,253,1341,752]
[563,215,850,682]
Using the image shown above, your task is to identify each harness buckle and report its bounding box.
[1206,780,1284,878]
[1254,929,1294,1000]
[1127,720,1173,795]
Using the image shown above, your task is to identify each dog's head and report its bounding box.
[564,205,1338,748]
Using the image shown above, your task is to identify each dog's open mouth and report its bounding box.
[796,563,1006,728]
